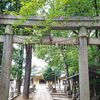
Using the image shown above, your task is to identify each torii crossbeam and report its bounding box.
[0,14,100,30]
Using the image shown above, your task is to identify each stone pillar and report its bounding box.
[0,25,13,100]
[78,27,90,100]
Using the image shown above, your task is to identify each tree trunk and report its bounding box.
[0,43,3,66]
[23,44,32,99]
[17,45,24,94]
[60,46,70,90]
[16,79,22,94]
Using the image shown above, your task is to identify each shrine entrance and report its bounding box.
[39,79,46,84]
[0,14,100,100]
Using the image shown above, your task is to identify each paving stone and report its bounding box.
[33,84,53,100]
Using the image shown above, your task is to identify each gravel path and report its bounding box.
[33,84,53,100]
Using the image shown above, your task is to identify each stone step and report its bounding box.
[51,93,67,96]
[52,95,67,97]
[53,97,72,100]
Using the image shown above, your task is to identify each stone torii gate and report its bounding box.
[0,15,100,100]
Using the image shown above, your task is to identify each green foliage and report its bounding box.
[48,0,100,17]
[35,45,64,71]
[43,67,61,82]
[19,0,46,16]
[10,65,18,78]
[65,46,78,75]
[43,67,54,82]
[64,0,95,16]
[0,0,22,14]
[35,44,78,75]
[35,45,49,59]
[11,45,24,79]
[88,46,100,66]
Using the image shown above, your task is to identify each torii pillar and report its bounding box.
[78,27,90,100]
[0,25,13,100]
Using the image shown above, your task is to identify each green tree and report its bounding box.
[43,67,61,82]
[43,67,55,82]
[11,45,24,94]
[23,44,32,99]
[43,67,61,91]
